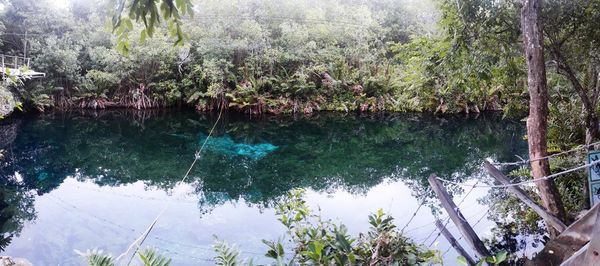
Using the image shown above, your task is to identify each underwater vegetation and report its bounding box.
[199,134,279,160]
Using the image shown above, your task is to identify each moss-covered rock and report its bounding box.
[0,86,17,118]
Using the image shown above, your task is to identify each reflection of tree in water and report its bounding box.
[0,110,526,209]
[477,178,549,263]
[0,186,36,252]
[0,118,37,251]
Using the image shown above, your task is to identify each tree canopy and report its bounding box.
[0,0,599,145]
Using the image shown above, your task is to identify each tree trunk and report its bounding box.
[521,0,567,231]
[586,111,598,146]
[552,49,599,145]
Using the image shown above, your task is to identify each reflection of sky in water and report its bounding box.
[0,111,531,265]
[3,176,528,266]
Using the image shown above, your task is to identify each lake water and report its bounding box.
[0,110,529,265]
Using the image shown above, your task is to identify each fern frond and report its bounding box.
[75,249,116,266]
[213,237,240,266]
[138,248,172,266]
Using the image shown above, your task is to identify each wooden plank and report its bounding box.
[582,205,600,265]
[428,174,491,258]
[526,204,600,265]
[559,208,600,266]
[560,243,588,266]
[435,219,476,266]
[483,161,567,232]
[556,203,600,246]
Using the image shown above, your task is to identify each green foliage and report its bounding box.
[392,0,525,115]
[213,237,251,266]
[1,0,447,114]
[458,250,507,266]
[138,248,172,266]
[112,0,194,53]
[1,0,596,124]
[77,248,171,266]
[262,189,440,265]
[76,249,115,266]
[262,239,287,265]
[482,250,508,265]
[199,189,440,265]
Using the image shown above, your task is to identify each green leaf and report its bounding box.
[495,251,508,264]
[457,256,468,266]
[308,241,324,257]
[138,248,172,266]
[75,249,115,266]
[140,29,148,43]
[335,231,352,252]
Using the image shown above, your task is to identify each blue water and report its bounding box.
[0,110,528,265]
[199,134,278,160]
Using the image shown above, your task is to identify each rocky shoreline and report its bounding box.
[0,87,16,118]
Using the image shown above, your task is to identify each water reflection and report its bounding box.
[0,110,527,265]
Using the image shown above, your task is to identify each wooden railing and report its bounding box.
[1,54,31,70]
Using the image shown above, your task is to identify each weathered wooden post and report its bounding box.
[483,161,567,232]
[435,219,476,266]
[582,207,600,265]
[558,205,600,265]
[428,174,491,258]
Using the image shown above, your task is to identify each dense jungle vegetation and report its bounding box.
[0,0,519,116]
[0,0,596,146]
[0,0,596,143]
[0,0,439,115]
[1,0,600,264]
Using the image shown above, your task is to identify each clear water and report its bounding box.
[0,110,528,265]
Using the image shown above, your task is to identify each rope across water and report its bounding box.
[116,108,224,264]
[438,159,600,189]
[492,140,600,166]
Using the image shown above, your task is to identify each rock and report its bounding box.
[0,256,32,266]
[0,87,17,118]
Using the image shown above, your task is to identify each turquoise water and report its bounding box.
[0,110,527,265]
[198,133,279,160]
